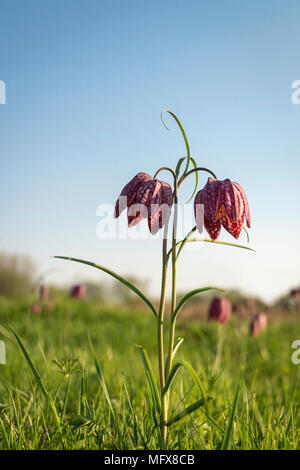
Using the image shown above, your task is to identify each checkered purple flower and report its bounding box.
[194,177,251,240]
[115,173,173,234]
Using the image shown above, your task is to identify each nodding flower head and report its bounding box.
[208,297,231,324]
[70,284,86,299]
[250,313,267,337]
[194,177,251,240]
[31,302,41,315]
[115,173,173,234]
[114,172,152,219]
[39,285,49,301]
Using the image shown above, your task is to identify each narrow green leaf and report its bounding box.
[179,360,207,402]
[186,157,198,203]
[220,377,241,450]
[10,326,48,398]
[69,415,92,427]
[162,363,182,396]
[135,345,161,413]
[174,227,197,260]
[172,287,221,321]
[161,110,191,174]
[123,376,148,449]
[52,256,157,318]
[172,226,255,260]
[10,326,61,429]
[88,336,115,418]
[164,337,184,379]
[175,157,187,178]
[0,404,11,412]
[167,398,210,427]
[171,337,184,362]
[186,237,255,252]
[163,359,207,405]
[61,376,71,421]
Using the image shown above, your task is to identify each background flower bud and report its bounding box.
[70,284,86,299]
[30,302,41,315]
[208,297,232,324]
[250,313,268,337]
[39,285,49,301]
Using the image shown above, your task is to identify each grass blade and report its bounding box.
[162,363,182,396]
[10,326,61,429]
[179,360,207,402]
[88,336,115,418]
[10,327,48,398]
[135,345,161,414]
[220,377,242,450]
[164,360,208,407]
[167,398,210,427]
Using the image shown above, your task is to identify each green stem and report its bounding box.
[178,166,217,187]
[164,180,179,434]
[161,110,191,177]
[155,166,178,449]
[157,219,169,449]
[175,226,197,260]
[166,201,178,378]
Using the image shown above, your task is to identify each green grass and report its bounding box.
[0,297,299,450]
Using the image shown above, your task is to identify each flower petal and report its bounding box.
[158,204,172,229]
[202,178,221,221]
[148,207,161,235]
[127,210,143,228]
[194,189,204,234]
[114,172,151,218]
[127,202,148,227]
[160,181,173,208]
[136,179,173,234]
[204,215,221,240]
[220,213,244,239]
[232,182,251,228]
[136,179,161,210]
[221,179,244,222]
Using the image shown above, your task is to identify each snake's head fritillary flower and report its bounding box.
[30,302,41,315]
[128,179,173,234]
[114,172,152,219]
[39,285,49,301]
[70,284,86,299]
[208,297,231,324]
[194,177,251,240]
[250,313,267,337]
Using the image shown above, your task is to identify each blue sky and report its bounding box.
[0,0,300,302]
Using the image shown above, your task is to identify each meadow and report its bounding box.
[0,297,299,450]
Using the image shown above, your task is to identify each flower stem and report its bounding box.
[164,182,178,435]
[178,166,217,187]
[157,220,169,449]
[155,165,179,449]
[166,205,178,378]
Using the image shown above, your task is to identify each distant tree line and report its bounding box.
[0,252,35,298]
